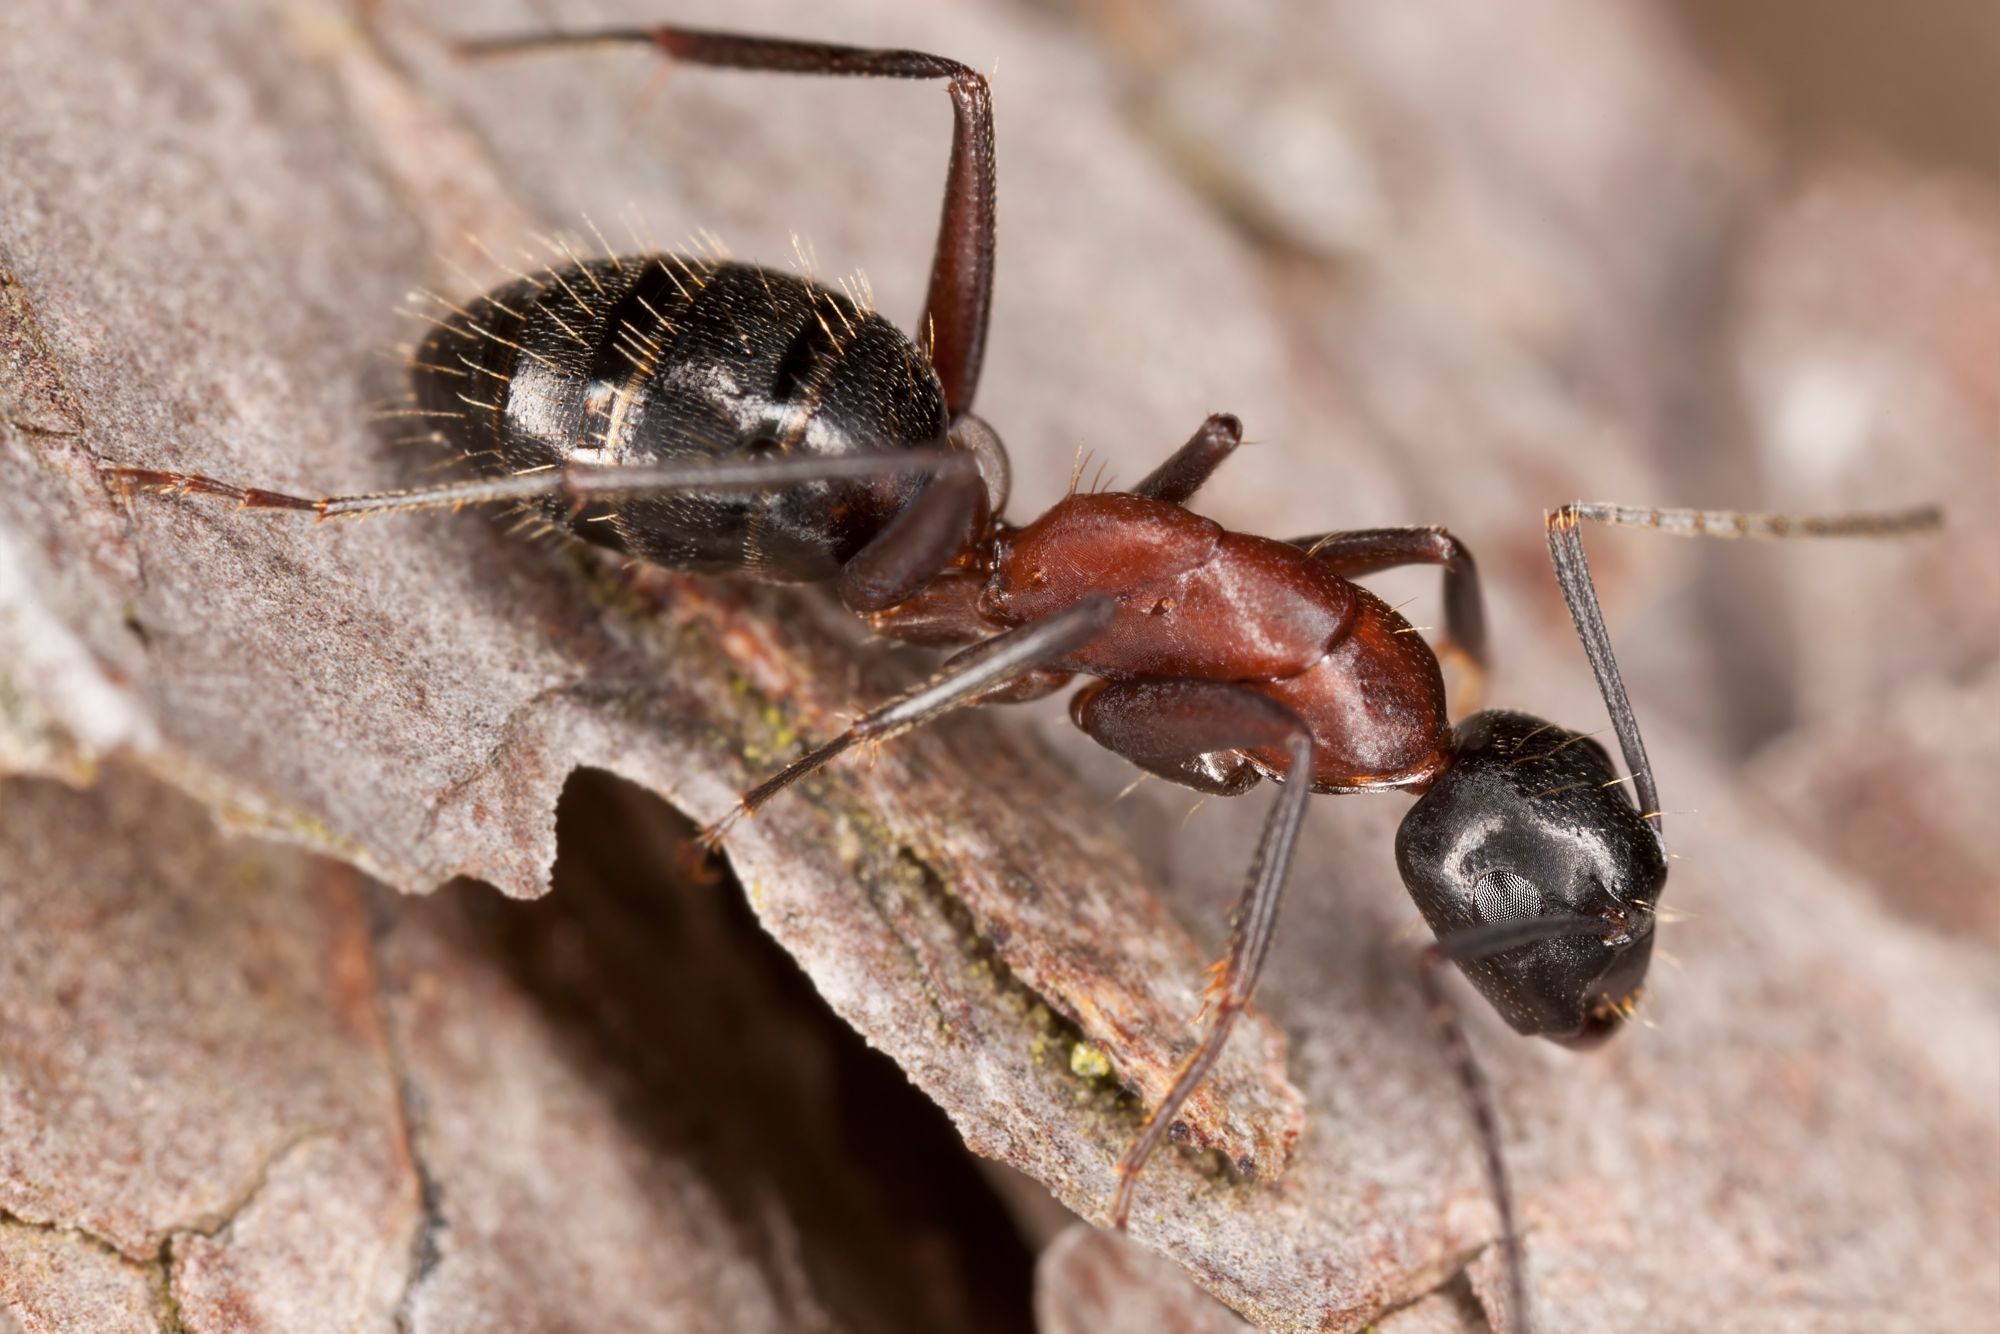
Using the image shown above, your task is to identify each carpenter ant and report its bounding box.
[104,23,1942,1330]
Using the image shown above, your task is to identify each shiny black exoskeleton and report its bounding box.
[1398,710,1665,1045]
[415,258,947,580]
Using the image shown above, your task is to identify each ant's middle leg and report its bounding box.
[701,595,1115,842]
[1072,678,1314,1227]
[1295,527,1489,713]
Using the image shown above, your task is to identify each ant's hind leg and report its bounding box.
[102,449,963,522]
[1074,679,1313,1228]
[458,25,996,418]
[105,444,988,619]
[1130,414,1243,506]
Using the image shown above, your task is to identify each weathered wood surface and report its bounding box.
[3,1,1996,1329]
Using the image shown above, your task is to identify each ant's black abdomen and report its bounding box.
[413,256,947,580]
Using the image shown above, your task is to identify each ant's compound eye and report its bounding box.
[1395,710,1666,1043]
[1470,868,1541,924]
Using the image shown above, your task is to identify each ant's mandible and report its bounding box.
[105,23,1943,1329]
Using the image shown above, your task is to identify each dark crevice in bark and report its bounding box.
[0,1205,186,1334]
[162,1132,329,1246]
[1434,1265,1496,1330]
[151,1238,185,1334]
[0,1206,144,1270]
[1362,1239,1501,1333]
[445,767,1040,1334]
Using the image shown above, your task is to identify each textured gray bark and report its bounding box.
[3,0,1996,1330]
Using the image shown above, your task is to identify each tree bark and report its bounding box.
[3,1,1995,1330]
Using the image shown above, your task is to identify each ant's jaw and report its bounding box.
[1558,1010,1625,1050]
[1395,709,1668,1042]
[1555,925,1654,1049]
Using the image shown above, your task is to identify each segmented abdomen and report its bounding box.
[408,256,948,578]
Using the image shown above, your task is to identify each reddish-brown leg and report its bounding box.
[837,463,988,613]
[1072,679,1264,795]
[1296,526,1488,714]
[1131,414,1243,506]
[459,25,997,418]
[1073,680,1314,1228]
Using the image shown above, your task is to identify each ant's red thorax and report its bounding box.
[978,492,1450,790]
[985,493,1358,678]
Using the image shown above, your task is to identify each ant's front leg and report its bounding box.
[1071,679,1314,1228]
[1130,414,1243,506]
[836,461,988,613]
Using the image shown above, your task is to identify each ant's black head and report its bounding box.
[1395,710,1666,1047]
